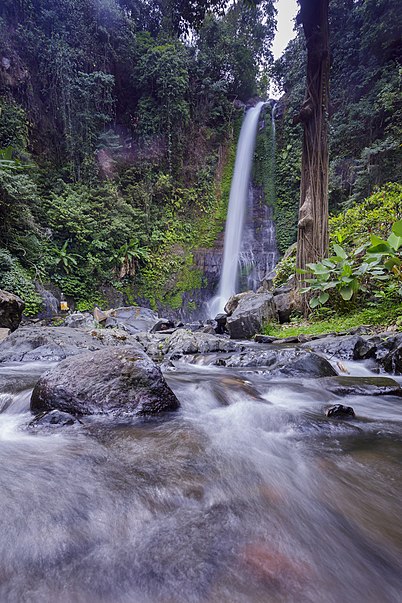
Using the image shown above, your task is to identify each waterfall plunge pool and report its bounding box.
[0,356,401,603]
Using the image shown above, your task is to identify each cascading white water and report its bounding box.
[210,101,265,316]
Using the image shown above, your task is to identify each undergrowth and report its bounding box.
[263,302,402,338]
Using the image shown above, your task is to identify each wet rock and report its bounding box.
[63,312,96,329]
[353,336,381,360]
[31,347,180,417]
[29,409,82,428]
[226,291,277,339]
[224,291,252,316]
[352,332,402,374]
[150,318,175,333]
[217,348,337,377]
[0,289,25,331]
[326,404,355,419]
[166,329,236,359]
[93,307,111,322]
[0,326,141,363]
[272,351,337,378]
[135,329,237,362]
[35,284,59,318]
[202,325,216,335]
[214,313,227,335]
[318,376,402,397]
[254,334,278,344]
[105,306,159,333]
[382,347,402,374]
[0,327,10,342]
[301,334,364,359]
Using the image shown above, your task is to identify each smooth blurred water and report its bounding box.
[210,102,266,316]
[0,358,401,603]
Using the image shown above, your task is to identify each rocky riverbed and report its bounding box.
[0,303,401,603]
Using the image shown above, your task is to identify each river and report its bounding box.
[0,353,401,603]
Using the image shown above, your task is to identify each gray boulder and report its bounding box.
[215,348,337,377]
[318,376,402,397]
[31,347,180,417]
[301,334,364,359]
[0,290,25,331]
[150,318,175,333]
[272,283,300,324]
[134,328,237,361]
[105,306,158,333]
[63,312,96,329]
[0,326,141,363]
[165,329,236,359]
[226,291,277,339]
[224,291,253,316]
[357,333,402,374]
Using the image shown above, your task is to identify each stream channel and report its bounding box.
[0,342,401,603]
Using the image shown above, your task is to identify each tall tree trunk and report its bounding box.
[295,0,330,307]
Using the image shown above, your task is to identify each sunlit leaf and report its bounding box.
[333,243,347,259]
[392,220,402,237]
[339,286,353,301]
[309,296,320,308]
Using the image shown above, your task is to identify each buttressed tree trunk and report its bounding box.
[295,0,330,304]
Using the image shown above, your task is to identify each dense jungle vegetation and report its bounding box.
[0,0,401,321]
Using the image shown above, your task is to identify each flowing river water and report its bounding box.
[0,351,401,603]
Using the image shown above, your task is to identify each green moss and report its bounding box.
[263,302,402,338]
[253,111,275,206]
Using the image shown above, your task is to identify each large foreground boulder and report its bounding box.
[225,291,277,339]
[0,290,25,331]
[0,326,141,363]
[31,347,180,417]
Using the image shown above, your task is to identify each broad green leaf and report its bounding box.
[355,243,369,255]
[318,292,329,304]
[370,234,387,246]
[322,259,335,268]
[392,220,402,237]
[322,281,338,289]
[367,243,391,254]
[384,258,400,270]
[309,296,321,309]
[387,231,402,251]
[339,285,353,301]
[332,243,347,259]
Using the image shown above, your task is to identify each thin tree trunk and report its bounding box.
[295,0,330,310]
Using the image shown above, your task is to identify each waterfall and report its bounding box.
[210,101,266,316]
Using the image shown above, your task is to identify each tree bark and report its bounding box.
[296,0,330,308]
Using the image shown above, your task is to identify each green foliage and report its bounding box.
[0,248,42,316]
[263,302,402,338]
[273,244,296,287]
[330,183,402,245]
[301,184,402,312]
[0,100,29,152]
[0,0,277,315]
[300,243,385,310]
[253,109,275,206]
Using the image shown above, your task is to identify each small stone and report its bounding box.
[326,404,355,419]
[29,409,82,428]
